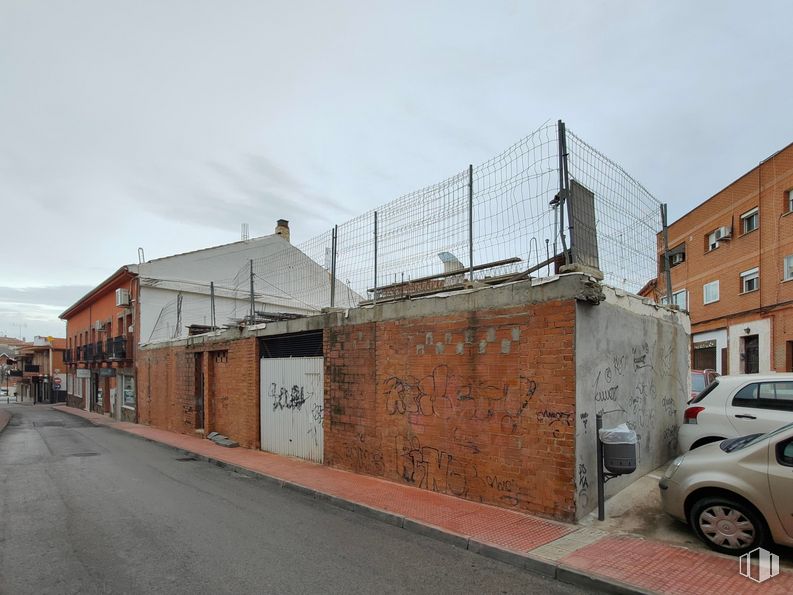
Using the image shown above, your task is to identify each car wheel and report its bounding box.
[689,496,768,555]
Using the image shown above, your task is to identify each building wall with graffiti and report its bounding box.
[574,287,690,519]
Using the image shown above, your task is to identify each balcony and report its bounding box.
[23,364,40,373]
[64,349,72,363]
[85,343,94,361]
[107,336,128,360]
[93,341,105,362]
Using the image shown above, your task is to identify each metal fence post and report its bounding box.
[249,259,255,323]
[468,164,474,281]
[661,204,673,304]
[373,211,378,304]
[330,225,338,307]
[210,281,216,329]
[557,120,572,266]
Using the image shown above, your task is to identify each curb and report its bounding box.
[51,405,648,594]
[0,409,11,435]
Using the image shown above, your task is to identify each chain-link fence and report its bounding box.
[146,120,663,343]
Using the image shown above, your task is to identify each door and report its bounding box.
[742,335,759,373]
[726,380,793,435]
[195,353,204,430]
[260,357,323,463]
[768,434,793,539]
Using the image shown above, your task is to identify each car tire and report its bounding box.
[689,495,768,556]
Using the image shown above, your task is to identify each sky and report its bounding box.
[2,0,792,339]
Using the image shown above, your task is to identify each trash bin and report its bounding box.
[599,423,637,474]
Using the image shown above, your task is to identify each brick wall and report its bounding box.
[324,299,578,521]
[202,338,259,449]
[137,337,259,449]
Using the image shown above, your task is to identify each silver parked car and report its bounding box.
[659,423,793,555]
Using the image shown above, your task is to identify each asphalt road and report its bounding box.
[0,405,591,595]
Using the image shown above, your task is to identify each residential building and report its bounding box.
[15,336,67,403]
[655,141,793,374]
[60,267,138,419]
[60,220,358,420]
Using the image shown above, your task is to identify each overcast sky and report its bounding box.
[2,0,792,339]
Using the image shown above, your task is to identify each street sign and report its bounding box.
[76,369,91,378]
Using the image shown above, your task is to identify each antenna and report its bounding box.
[241,223,249,241]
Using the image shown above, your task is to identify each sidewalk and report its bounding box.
[55,405,791,595]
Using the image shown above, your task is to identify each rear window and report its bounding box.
[691,379,719,404]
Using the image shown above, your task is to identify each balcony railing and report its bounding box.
[64,349,72,363]
[85,343,94,361]
[93,341,104,361]
[108,336,128,360]
[23,364,40,373]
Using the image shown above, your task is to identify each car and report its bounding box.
[690,369,718,402]
[659,422,793,555]
[678,373,793,451]
[0,388,7,396]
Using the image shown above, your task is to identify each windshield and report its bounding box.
[691,373,707,393]
[721,422,793,452]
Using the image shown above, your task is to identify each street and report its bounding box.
[0,405,589,595]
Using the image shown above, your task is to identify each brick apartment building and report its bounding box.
[654,141,793,374]
[61,266,138,420]
[15,336,67,403]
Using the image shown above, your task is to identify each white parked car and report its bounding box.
[679,374,793,451]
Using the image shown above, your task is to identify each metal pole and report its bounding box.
[558,120,571,266]
[249,259,255,324]
[596,413,605,521]
[468,164,474,282]
[330,225,338,307]
[210,281,216,329]
[373,212,378,304]
[661,204,673,304]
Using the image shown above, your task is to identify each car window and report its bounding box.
[777,439,793,467]
[733,383,758,403]
[731,382,793,411]
[775,382,793,402]
[691,379,719,404]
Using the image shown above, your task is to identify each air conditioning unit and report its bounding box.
[671,252,685,265]
[93,321,107,332]
[714,226,732,241]
[115,288,131,307]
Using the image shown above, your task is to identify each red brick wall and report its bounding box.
[137,337,260,449]
[137,344,196,435]
[203,338,259,449]
[324,300,578,521]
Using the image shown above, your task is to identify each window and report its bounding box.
[703,280,719,304]
[787,189,793,213]
[740,267,759,293]
[740,208,758,234]
[732,382,793,412]
[778,439,793,467]
[660,290,686,308]
[121,375,135,409]
[785,255,793,281]
[707,231,718,251]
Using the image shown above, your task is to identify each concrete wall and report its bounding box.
[574,287,690,519]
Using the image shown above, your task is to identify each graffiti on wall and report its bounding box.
[575,318,687,518]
